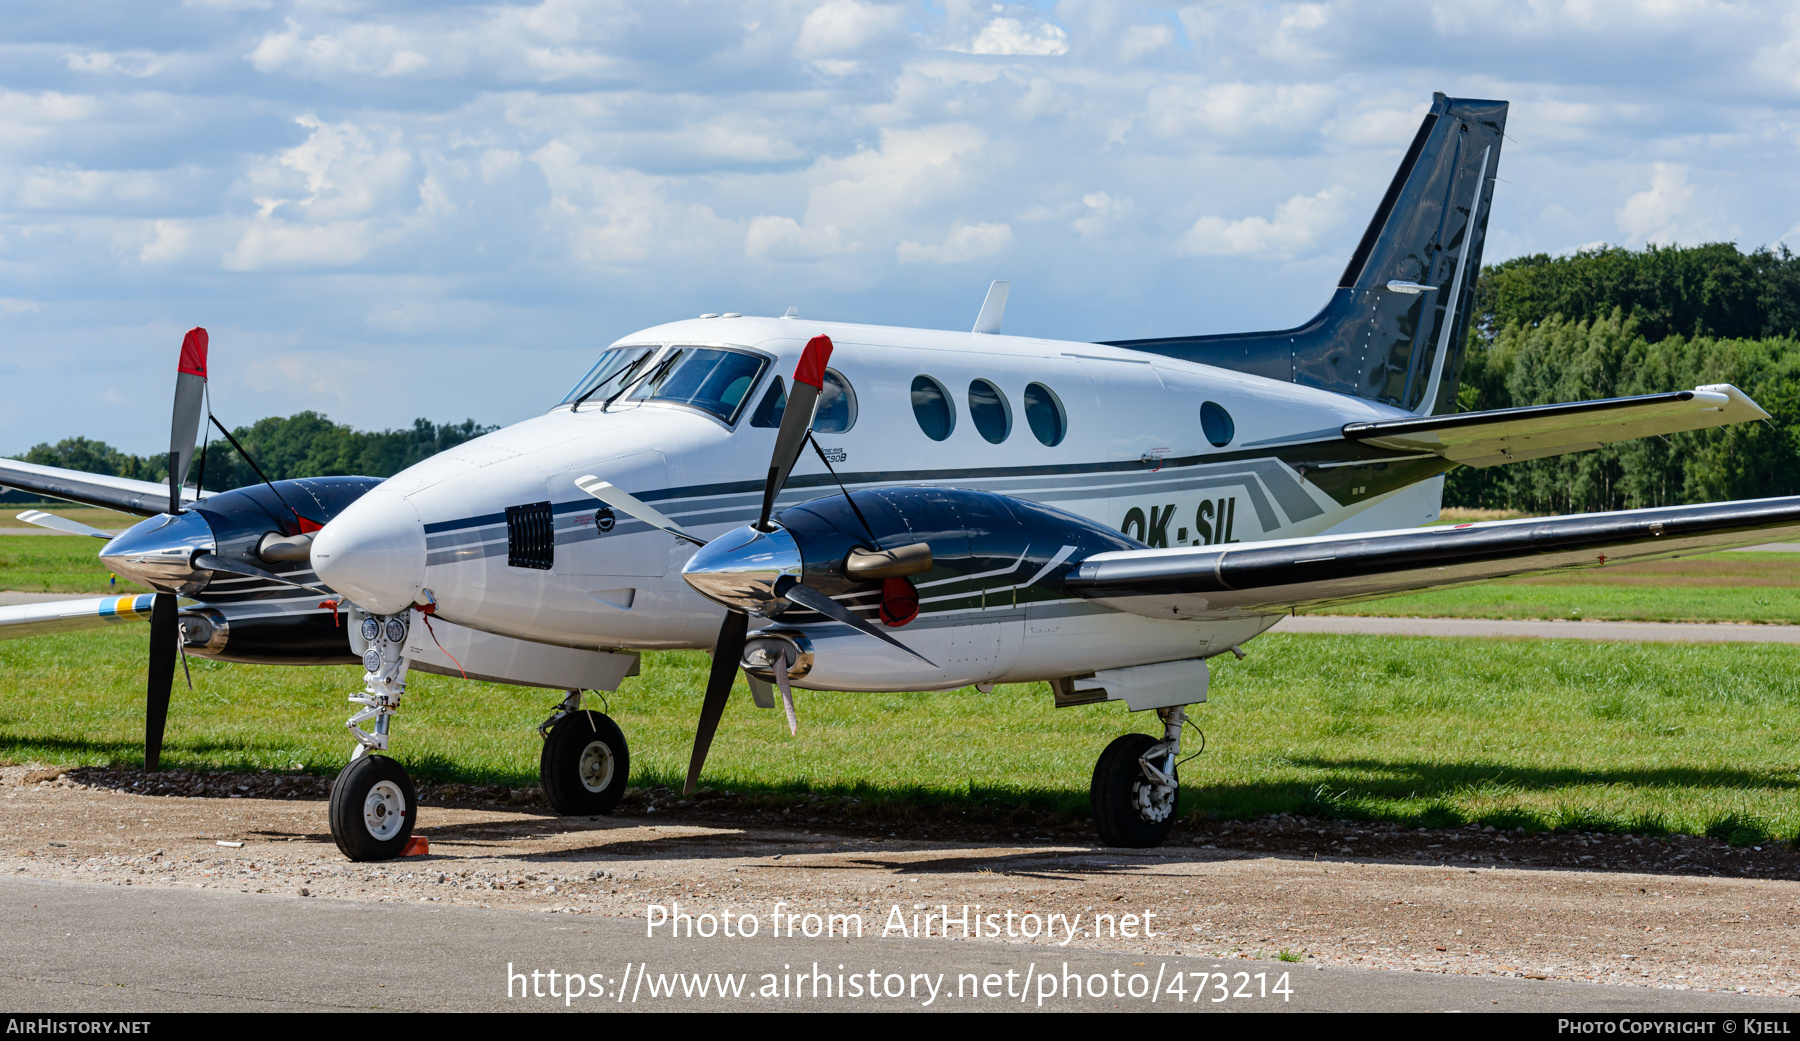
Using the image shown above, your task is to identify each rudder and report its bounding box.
[1107,92,1507,417]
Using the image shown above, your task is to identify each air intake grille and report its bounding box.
[505,501,555,570]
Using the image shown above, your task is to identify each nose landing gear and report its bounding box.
[328,612,418,861]
[1091,705,1189,849]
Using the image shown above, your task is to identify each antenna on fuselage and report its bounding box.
[972,280,1009,334]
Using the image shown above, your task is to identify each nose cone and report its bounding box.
[100,511,217,594]
[311,484,426,615]
[681,524,802,615]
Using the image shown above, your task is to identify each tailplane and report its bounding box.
[1108,92,1507,416]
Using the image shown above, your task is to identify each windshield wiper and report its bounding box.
[601,349,682,413]
[570,352,652,413]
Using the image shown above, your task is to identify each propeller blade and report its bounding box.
[781,581,935,666]
[15,510,112,539]
[574,476,706,547]
[775,654,797,737]
[686,610,748,795]
[145,592,178,770]
[758,335,834,530]
[169,327,208,514]
[192,553,334,596]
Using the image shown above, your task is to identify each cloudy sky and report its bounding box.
[4,0,1798,456]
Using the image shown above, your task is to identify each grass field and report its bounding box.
[4,625,1800,844]
[0,535,143,595]
[0,505,138,532]
[8,526,1800,842]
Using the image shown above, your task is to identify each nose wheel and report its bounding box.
[329,754,418,861]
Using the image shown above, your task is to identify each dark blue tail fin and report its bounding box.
[1107,93,1507,416]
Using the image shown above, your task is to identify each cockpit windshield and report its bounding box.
[625,346,768,424]
[559,345,657,409]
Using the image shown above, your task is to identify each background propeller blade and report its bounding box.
[145,592,178,770]
[169,327,208,514]
[574,476,705,546]
[758,335,833,530]
[685,611,748,795]
[16,510,112,538]
[781,581,934,666]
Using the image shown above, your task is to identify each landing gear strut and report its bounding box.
[538,689,631,816]
[1091,705,1188,849]
[329,612,418,861]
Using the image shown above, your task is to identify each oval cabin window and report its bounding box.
[1023,382,1067,447]
[1200,400,1235,447]
[911,375,955,441]
[968,379,1011,444]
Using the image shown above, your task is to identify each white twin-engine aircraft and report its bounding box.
[10,93,1800,861]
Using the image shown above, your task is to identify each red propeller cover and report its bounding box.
[178,327,208,379]
[793,334,832,391]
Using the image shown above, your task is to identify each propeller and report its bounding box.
[146,327,209,771]
[577,334,934,794]
[16,510,113,538]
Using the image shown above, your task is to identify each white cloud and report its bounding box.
[963,17,1069,56]
[223,220,373,270]
[533,140,737,265]
[1178,187,1348,258]
[249,19,434,78]
[746,124,991,262]
[0,298,42,314]
[897,221,1013,263]
[1616,162,1694,244]
[1072,191,1133,238]
[139,220,192,264]
[64,51,168,78]
[794,0,903,58]
[1119,24,1174,61]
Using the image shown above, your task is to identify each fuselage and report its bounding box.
[312,314,1449,691]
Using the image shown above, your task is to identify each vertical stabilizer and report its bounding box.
[1107,93,1507,416]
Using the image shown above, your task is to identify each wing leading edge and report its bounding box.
[0,459,200,516]
[1065,496,1800,620]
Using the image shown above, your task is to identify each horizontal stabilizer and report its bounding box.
[1066,495,1800,621]
[1342,385,1768,467]
[0,459,201,516]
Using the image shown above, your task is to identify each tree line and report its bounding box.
[10,413,495,494]
[1447,243,1800,513]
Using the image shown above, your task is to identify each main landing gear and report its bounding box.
[329,612,418,861]
[537,690,631,816]
[1090,705,1189,849]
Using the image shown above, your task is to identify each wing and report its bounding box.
[0,459,200,516]
[1065,496,1800,620]
[0,594,168,641]
[1342,384,1768,467]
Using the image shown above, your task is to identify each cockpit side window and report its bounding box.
[746,369,857,433]
[626,346,770,424]
[750,377,786,428]
[559,345,657,409]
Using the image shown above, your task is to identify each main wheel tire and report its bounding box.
[541,710,630,816]
[328,754,417,862]
[1090,732,1178,849]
